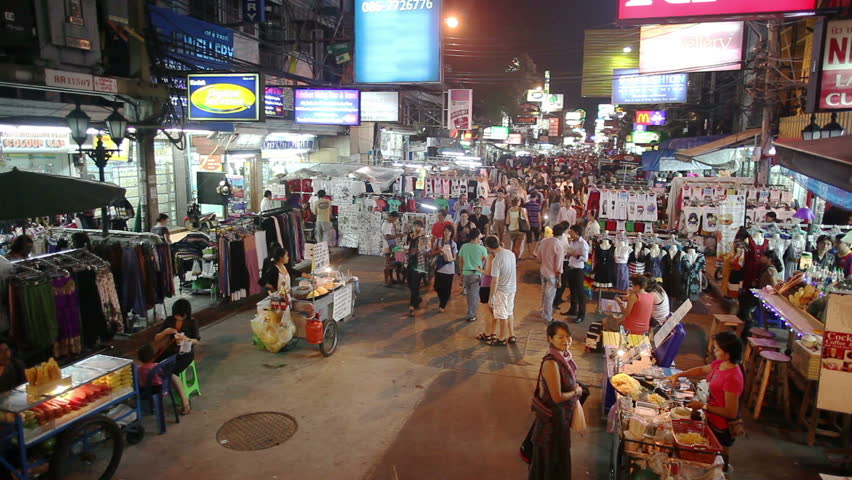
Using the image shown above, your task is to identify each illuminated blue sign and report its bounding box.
[149,6,234,70]
[295,89,361,126]
[355,0,442,83]
[612,69,687,105]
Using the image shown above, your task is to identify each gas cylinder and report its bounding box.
[306,315,324,344]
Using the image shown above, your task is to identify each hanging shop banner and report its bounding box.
[361,91,400,122]
[243,0,266,23]
[819,19,852,110]
[482,126,510,141]
[354,0,442,83]
[447,89,473,130]
[0,128,71,153]
[818,295,852,415]
[630,131,660,144]
[542,94,565,113]
[199,155,224,172]
[507,133,523,145]
[640,23,744,74]
[264,86,294,119]
[635,110,667,126]
[617,0,817,23]
[187,73,262,122]
[613,68,687,104]
[295,89,361,126]
[149,6,234,70]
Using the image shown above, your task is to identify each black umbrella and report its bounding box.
[0,167,126,220]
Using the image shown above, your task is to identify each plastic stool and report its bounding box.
[179,361,202,398]
[750,350,791,422]
[750,327,776,339]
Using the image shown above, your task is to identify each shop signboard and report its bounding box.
[333,284,354,321]
[612,68,687,104]
[635,110,667,126]
[515,116,538,125]
[447,89,473,130]
[818,19,852,110]
[354,0,442,83]
[507,133,523,145]
[199,155,223,172]
[264,86,295,119]
[818,295,852,415]
[617,0,817,23]
[44,69,93,90]
[242,0,265,23]
[527,90,546,102]
[294,89,361,126]
[187,73,262,122]
[542,94,564,112]
[482,126,510,141]
[630,131,660,143]
[361,91,400,122]
[0,128,71,153]
[640,22,744,74]
[149,6,234,70]
[597,104,616,119]
[548,117,563,137]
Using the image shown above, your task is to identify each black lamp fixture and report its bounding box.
[801,114,822,141]
[105,107,129,147]
[66,103,91,148]
[821,112,846,138]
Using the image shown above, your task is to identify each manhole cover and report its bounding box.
[216,412,298,451]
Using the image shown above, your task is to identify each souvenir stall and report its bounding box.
[251,242,358,357]
[0,354,143,480]
[48,229,173,334]
[586,187,661,234]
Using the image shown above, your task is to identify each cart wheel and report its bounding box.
[50,414,124,480]
[319,320,339,357]
[125,423,145,445]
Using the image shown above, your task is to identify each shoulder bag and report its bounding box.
[519,209,531,233]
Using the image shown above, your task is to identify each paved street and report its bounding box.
[114,256,841,480]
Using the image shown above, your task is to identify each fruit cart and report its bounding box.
[0,354,143,480]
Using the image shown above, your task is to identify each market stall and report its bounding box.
[0,354,142,480]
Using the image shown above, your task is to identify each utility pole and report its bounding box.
[756,20,780,186]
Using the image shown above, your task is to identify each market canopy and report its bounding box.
[774,135,852,192]
[675,128,761,168]
[641,150,708,172]
[0,168,126,220]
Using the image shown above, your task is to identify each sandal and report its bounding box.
[476,333,495,342]
[508,336,518,344]
[488,338,508,347]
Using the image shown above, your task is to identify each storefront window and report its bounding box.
[154,141,177,222]
[1,153,74,176]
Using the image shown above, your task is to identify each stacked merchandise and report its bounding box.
[587,188,659,233]
[336,200,362,249]
[5,250,123,359]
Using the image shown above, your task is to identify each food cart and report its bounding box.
[0,355,142,480]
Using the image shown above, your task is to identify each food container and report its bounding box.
[671,407,692,421]
[792,339,821,381]
[672,419,723,464]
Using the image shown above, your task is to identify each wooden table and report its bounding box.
[706,314,745,360]
[751,289,824,350]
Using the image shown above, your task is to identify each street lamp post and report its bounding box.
[66,103,129,235]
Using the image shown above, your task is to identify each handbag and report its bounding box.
[519,216,530,233]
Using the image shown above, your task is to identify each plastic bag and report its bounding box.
[572,401,587,434]
[250,310,295,353]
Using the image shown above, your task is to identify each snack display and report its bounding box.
[24,358,61,386]
[611,374,643,398]
[675,432,709,447]
[647,393,666,407]
[787,284,820,308]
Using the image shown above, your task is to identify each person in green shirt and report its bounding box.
[457,228,487,322]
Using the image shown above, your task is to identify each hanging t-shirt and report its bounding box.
[627,193,638,221]
[435,197,450,212]
[714,186,726,202]
[702,206,719,233]
[387,198,402,213]
[646,193,658,222]
[425,178,434,196]
[780,190,793,205]
[441,179,451,195]
[769,189,782,203]
[682,206,702,234]
[459,179,468,196]
[374,198,388,211]
[615,192,629,220]
[599,190,610,219]
[451,179,462,196]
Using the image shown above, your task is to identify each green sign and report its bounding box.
[631,131,660,144]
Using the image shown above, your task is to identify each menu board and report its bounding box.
[653,299,692,348]
[311,241,330,273]
[333,284,353,321]
[817,295,852,414]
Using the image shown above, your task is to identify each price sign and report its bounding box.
[333,284,353,321]
[311,241,330,273]
[653,299,692,348]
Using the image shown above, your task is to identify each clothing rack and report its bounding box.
[48,228,165,245]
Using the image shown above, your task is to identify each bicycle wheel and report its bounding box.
[50,414,124,480]
[319,320,339,357]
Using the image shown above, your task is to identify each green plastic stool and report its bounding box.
[179,361,202,398]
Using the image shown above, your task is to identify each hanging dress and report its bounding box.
[682,253,706,302]
[628,248,646,276]
[662,250,685,300]
[742,237,770,289]
[644,249,663,280]
[614,245,631,291]
[593,244,615,288]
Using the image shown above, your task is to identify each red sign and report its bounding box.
[819,19,852,110]
[618,0,816,22]
[515,116,538,125]
[548,117,563,137]
[507,133,523,145]
[200,155,223,172]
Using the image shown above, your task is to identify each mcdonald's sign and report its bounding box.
[635,110,667,126]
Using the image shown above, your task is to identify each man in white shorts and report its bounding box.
[480,235,517,346]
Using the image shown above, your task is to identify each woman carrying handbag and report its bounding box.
[507,197,530,260]
[525,321,588,480]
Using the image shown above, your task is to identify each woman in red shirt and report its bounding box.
[607,275,654,334]
[669,331,744,451]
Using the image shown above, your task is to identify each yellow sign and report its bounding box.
[190,84,257,115]
[101,134,129,162]
[199,155,223,172]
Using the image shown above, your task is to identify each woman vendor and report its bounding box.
[668,331,744,452]
[260,246,312,294]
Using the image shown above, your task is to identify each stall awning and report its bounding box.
[641,150,707,172]
[774,135,852,192]
[676,129,761,158]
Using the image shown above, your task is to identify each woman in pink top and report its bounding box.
[610,275,654,334]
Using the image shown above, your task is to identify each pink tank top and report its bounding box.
[623,292,653,335]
